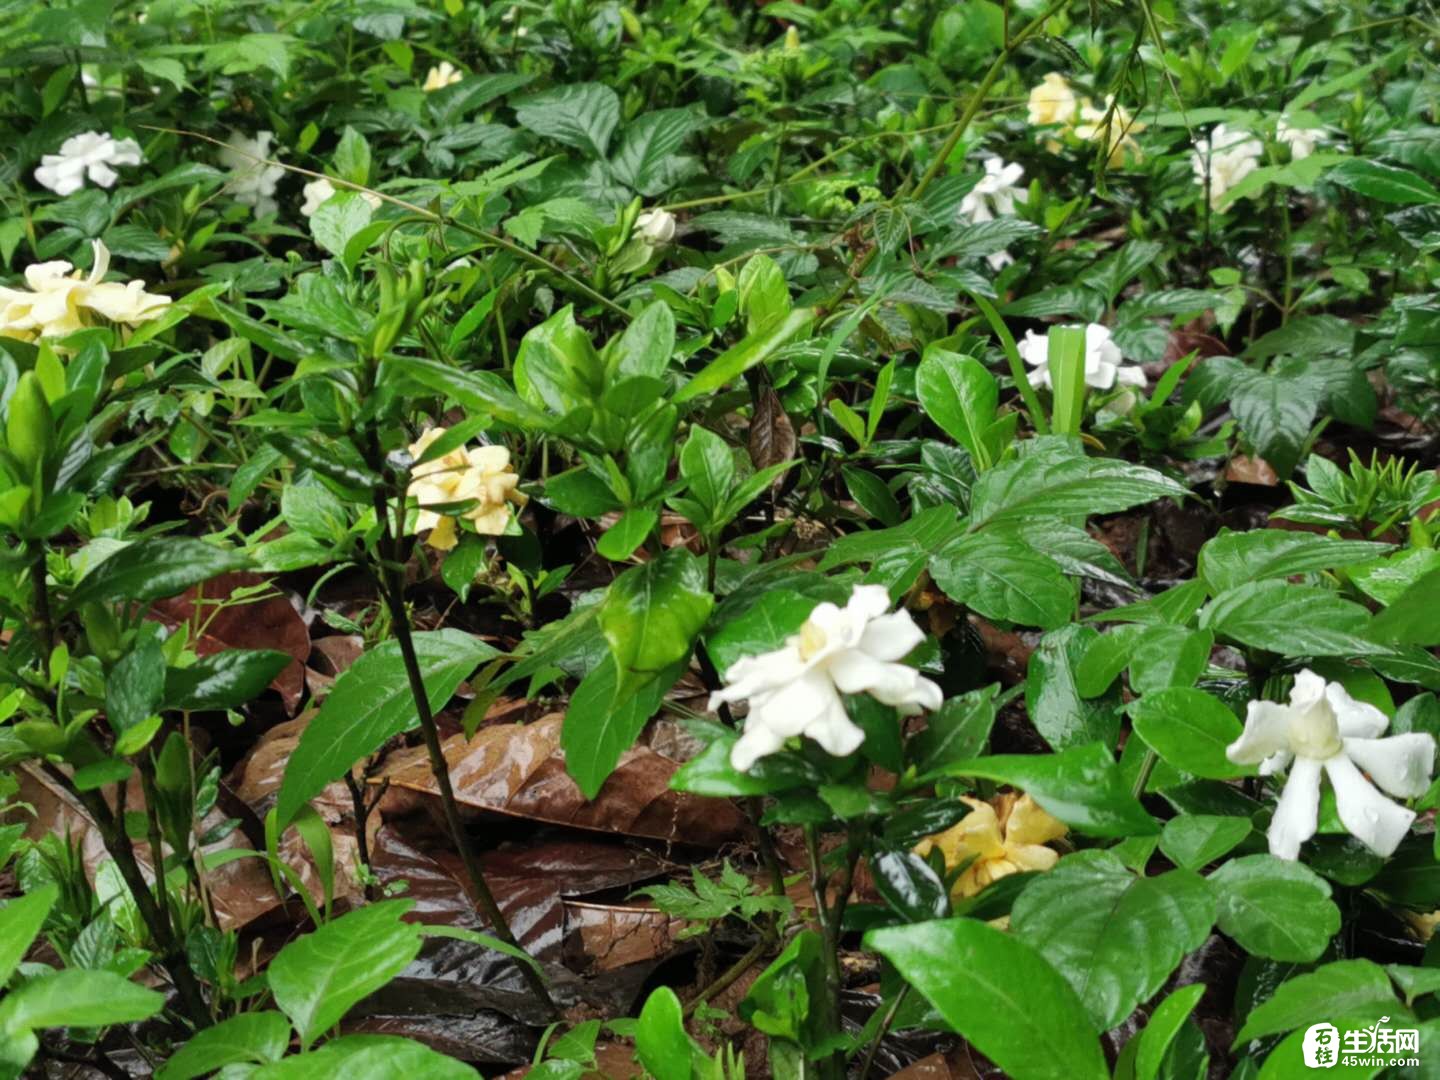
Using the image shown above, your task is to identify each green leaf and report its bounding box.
[1198,529,1393,594]
[916,350,999,469]
[164,650,291,711]
[932,742,1157,837]
[842,466,901,525]
[1371,568,1440,645]
[275,630,498,830]
[514,82,621,157]
[0,969,164,1032]
[106,637,166,736]
[818,504,964,596]
[1135,984,1206,1080]
[910,685,1000,772]
[599,549,713,685]
[611,109,707,196]
[267,900,423,1049]
[562,654,679,799]
[1199,581,1379,657]
[870,848,950,921]
[1235,960,1398,1044]
[389,355,554,431]
[968,448,1186,530]
[866,920,1110,1078]
[1011,850,1217,1031]
[1159,815,1252,871]
[249,1035,480,1078]
[705,589,820,675]
[679,425,735,516]
[311,192,374,267]
[673,308,814,404]
[635,987,697,1080]
[0,886,56,986]
[1026,625,1122,752]
[595,508,659,561]
[930,534,1074,630]
[1327,159,1440,205]
[157,1011,292,1079]
[1227,373,1321,477]
[1129,688,1248,779]
[1045,325,1089,437]
[1209,854,1340,962]
[67,539,251,608]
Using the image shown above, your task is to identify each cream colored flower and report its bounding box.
[34,131,142,196]
[0,240,170,342]
[406,427,526,551]
[1226,669,1436,859]
[1074,98,1145,165]
[300,178,382,218]
[1191,124,1263,210]
[423,61,464,92]
[1027,73,1078,127]
[915,794,1067,899]
[1277,118,1319,160]
[635,209,676,246]
[710,585,942,772]
[218,131,285,218]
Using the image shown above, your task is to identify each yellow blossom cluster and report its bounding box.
[0,240,171,343]
[406,427,526,551]
[915,792,1067,899]
[1027,73,1145,166]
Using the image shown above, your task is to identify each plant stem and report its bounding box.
[29,546,53,655]
[366,483,557,1016]
[1131,747,1159,799]
[858,985,909,1080]
[684,933,770,1016]
[803,824,847,1080]
[51,768,212,1029]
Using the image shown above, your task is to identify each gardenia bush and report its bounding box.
[1,2,1439,1079]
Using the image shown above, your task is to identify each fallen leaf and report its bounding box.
[375,714,748,846]
[153,572,312,713]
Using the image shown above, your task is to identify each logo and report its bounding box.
[1302,1018,1420,1069]
[1302,1023,1339,1069]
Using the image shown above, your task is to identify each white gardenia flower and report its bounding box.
[959,156,1028,271]
[635,208,676,246]
[218,131,286,218]
[34,131,143,196]
[1277,118,1319,160]
[1227,669,1436,859]
[300,177,382,218]
[710,585,943,772]
[1191,123,1264,210]
[1017,323,1146,392]
[423,61,464,92]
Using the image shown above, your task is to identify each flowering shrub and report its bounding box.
[1,2,1439,1078]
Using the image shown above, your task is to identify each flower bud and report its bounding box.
[635,208,676,246]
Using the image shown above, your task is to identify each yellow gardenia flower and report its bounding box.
[0,240,171,342]
[423,61,463,92]
[1074,97,1146,165]
[406,427,526,551]
[1027,73,1079,127]
[914,793,1067,899]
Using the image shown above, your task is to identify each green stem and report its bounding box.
[363,452,556,1016]
[1131,747,1159,799]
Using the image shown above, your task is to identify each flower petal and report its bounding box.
[802,694,866,758]
[1267,756,1322,860]
[857,610,925,661]
[1004,794,1068,847]
[1328,682,1389,739]
[730,722,787,773]
[1324,754,1416,858]
[1227,699,1295,766]
[709,647,808,708]
[1344,734,1436,799]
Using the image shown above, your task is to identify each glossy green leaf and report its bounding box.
[68,538,251,608]
[267,900,423,1048]
[1210,854,1341,962]
[164,649,291,711]
[157,1011,292,1079]
[1129,688,1248,779]
[275,630,498,829]
[1012,850,1216,1031]
[866,919,1110,1078]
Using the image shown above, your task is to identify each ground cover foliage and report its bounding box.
[2,0,1440,1076]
